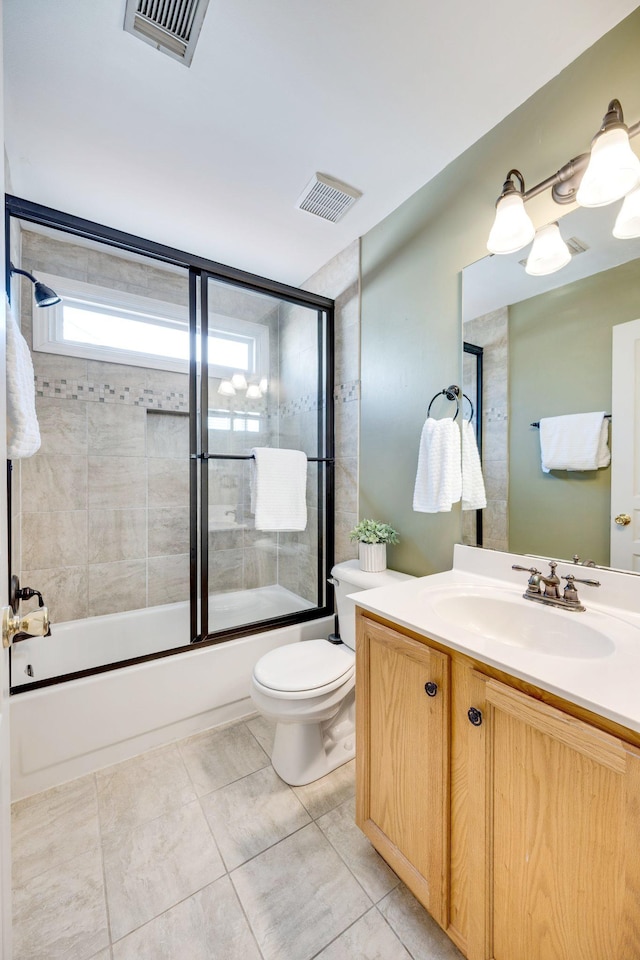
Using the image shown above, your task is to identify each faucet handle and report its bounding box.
[562,574,600,588]
[512,564,541,574]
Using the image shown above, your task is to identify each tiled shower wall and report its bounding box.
[462,306,508,552]
[14,231,360,623]
[15,232,192,623]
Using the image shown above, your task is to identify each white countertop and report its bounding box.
[354,544,640,735]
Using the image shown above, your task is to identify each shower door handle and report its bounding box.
[2,606,50,648]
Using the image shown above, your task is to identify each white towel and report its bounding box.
[461,420,487,510]
[6,298,41,459]
[539,412,610,474]
[413,418,462,513]
[250,447,307,531]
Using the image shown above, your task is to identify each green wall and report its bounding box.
[509,259,640,564]
[360,8,640,576]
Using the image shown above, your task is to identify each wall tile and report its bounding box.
[148,458,189,507]
[146,412,189,459]
[335,399,358,460]
[36,398,88,456]
[88,560,147,617]
[148,554,190,606]
[22,511,88,570]
[335,511,358,564]
[89,457,147,509]
[335,457,358,516]
[208,548,244,594]
[88,404,146,457]
[32,351,88,386]
[88,509,147,563]
[148,507,190,557]
[20,565,89,623]
[21,455,87,513]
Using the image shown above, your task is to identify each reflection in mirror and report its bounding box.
[462,203,640,573]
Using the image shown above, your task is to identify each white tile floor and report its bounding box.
[11,715,464,960]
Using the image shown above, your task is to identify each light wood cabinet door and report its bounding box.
[475,677,640,960]
[356,615,450,926]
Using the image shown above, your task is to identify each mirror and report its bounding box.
[462,202,640,572]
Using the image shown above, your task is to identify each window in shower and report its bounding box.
[7,197,334,691]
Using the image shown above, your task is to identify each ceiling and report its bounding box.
[4,0,639,287]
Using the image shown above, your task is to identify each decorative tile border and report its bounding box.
[334,380,360,403]
[35,376,190,411]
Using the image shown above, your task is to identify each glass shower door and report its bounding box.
[198,273,333,642]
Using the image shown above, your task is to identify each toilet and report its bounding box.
[250,560,414,786]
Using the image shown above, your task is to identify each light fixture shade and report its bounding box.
[487,193,536,255]
[246,384,262,399]
[525,223,572,276]
[259,377,268,393]
[576,127,640,207]
[613,185,640,239]
[218,380,236,396]
[231,373,247,390]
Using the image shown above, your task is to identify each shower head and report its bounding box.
[10,263,61,307]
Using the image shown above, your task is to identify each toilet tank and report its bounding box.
[330,560,414,651]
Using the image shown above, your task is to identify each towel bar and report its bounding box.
[530,415,611,428]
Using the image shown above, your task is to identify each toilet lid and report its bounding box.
[254,639,354,692]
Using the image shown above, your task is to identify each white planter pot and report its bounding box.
[359,543,387,572]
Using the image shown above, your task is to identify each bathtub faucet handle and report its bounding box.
[2,606,50,648]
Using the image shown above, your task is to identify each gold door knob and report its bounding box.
[2,606,50,648]
[614,513,632,526]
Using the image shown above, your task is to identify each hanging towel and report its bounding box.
[6,298,41,459]
[250,447,308,531]
[539,412,610,474]
[461,420,487,510]
[413,418,462,513]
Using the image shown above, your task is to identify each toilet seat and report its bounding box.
[253,639,354,695]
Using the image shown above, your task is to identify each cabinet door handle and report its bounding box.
[424,681,438,697]
[467,706,483,726]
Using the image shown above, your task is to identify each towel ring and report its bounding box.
[427,385,474,422]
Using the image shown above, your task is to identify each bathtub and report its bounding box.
[10,586,331,800]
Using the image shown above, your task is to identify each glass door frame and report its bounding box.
[196,271,335,644]
[5,194,335,690]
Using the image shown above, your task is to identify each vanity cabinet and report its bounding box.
[356,610,640,960]
[355,614,450,927]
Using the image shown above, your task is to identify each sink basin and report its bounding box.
[429,591,615,659]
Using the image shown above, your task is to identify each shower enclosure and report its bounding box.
[6,197,335,692]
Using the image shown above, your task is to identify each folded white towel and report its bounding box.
[539,412,610,474]
[6,298,41,460]
[413,418,462,513]
[250,447,307,531]
[461,420,487,510]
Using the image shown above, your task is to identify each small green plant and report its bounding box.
[349,519,399,545]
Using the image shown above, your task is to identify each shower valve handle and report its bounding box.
[2,606,50,648]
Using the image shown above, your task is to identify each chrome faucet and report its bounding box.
[512,561,600,612]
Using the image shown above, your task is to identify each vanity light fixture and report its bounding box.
[245,384,262,400]
[218,379,236,396]
[487,170,536,255]
[231,373,248,391]
[487,99,640,258]
[613,185,640,239]
[9,263,61,307]
[576,100,640,207]
[525,223,572,276]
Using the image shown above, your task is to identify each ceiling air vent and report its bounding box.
[296,173,362,223]
[124,0,211,67]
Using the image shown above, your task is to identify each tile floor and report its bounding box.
[11,715,464,960]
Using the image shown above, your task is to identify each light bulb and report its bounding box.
[246,384,262,400]
[231,373,247,390]
[577,127,640,208]
[525,223,571,277]
[487,192,535,255]
[218,380,236,396]
[259,378,268,393]
[613,185,640,239]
